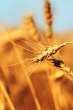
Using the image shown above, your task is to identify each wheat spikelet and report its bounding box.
[24,15,40,41]
[44,0,52,38]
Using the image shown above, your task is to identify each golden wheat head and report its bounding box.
[24,15,40,41]
[44,0,52,38]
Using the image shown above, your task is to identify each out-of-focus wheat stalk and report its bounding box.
[0,80,15,110]
[0,99,4,110]
[4,27,42,110]
[46,69,62,110]
[0,90,4,110]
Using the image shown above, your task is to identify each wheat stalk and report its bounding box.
[0,80,15,110]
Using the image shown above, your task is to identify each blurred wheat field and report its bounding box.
[0,0,73,110]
